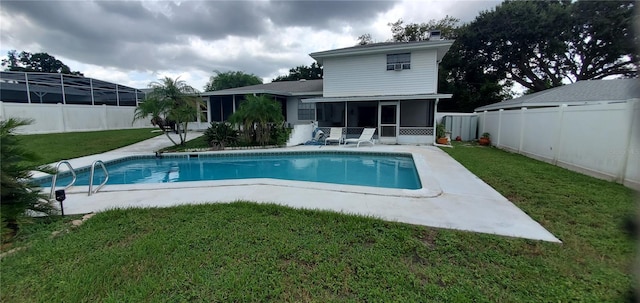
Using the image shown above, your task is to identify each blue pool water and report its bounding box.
[39,152,421,190]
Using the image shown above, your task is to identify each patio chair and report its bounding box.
[344,128,376,147]
[324,127,344,145]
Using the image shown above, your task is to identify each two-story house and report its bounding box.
[200,39,453,144]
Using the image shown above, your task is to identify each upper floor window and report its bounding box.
[386,53,411,71]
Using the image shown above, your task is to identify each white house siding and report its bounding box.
[285,97,303,125]
[322,49,437,97]
[397,135,434,145]
[285,97,297,124]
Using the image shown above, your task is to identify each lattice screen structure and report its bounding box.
[399,127,433,136]
[0,71,144,106]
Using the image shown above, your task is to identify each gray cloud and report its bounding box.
[452,1,502,23]
[0,0,497,88]
[266,1,396,28]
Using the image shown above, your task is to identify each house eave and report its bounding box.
[310,40,454,64]
[289,91,323,97]
[302,94,453,103]
[199,89,322,98]
[200,89,293,97]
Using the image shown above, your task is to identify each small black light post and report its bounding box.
[55,189,66,216]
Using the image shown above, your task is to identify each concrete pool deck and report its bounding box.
[42,131,561,243]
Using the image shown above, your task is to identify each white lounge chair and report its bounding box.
[344,128,376,147]
[324,127,344,145]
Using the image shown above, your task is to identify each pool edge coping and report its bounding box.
[37,149,444,199]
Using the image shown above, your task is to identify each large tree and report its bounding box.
[134,77,202,146]
[388,15,460,41]
[204,71,262,91]
[387,16,511,112]
[389,0,637,111]
[1,50,84,76]
[438,28,514,112]
[272,62,323,82]
[463,0,637,92]
[566,1,637,81]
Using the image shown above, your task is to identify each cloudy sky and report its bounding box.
[0,0,500,90]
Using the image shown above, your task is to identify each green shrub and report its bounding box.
[270,123,291,146]
[0,118,56,241]
[204,122,238,149]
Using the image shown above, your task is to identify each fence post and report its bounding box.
[58,103,67,132]
[618,99,638,184]
[518,107,527,153]
[552,104,568,165]
[482,111,487,135]
[0,101,4,121]
[497,109,504,147]
[102,104,108,130]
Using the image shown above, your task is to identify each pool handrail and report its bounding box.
[49,161,77,199]
[88,160,109,196]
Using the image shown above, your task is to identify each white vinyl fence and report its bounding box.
[0,102,153,134]
[477,99,640,190]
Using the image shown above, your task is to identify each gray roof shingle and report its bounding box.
[475,79,640,111]
[200,79,323,96]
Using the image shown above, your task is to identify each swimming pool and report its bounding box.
[39,151,421,190]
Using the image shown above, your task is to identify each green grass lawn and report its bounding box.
[18,128,161,165]
[1,141,636,302]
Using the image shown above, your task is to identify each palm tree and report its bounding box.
[229,95,284,146]
[133,77,202,146]
[1,118,56,240]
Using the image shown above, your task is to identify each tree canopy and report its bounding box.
[386,16,510,112]
[387,0,637,111]
[1,50,84,76]
[204,71,262,91]
[461,0,637,92]
[272,62,323,82]
[388,16,460,41]
[356,34,374,46]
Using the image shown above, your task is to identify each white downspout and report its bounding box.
[433,98,439,145]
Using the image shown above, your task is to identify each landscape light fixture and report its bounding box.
[55,189,66,216]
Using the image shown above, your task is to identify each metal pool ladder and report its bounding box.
[49,160,77,199]
[88,160,109,196]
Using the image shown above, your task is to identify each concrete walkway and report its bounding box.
[43,133,561,243]
[112,130,205,153]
